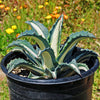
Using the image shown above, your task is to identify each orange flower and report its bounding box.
[17,16,21,20]
[64,5,70,7]
[51,14,60,18]
[23,4,28,8]
[0,4,5,9]
[19,6,22,9]
[64,15,68,20]
[5,7,10,11]
[53,10,57,14]
[16,33,20,38]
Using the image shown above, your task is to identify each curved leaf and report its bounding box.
[57,31,95,63]
[7,40,40,65]
[18,32,50,50]
[26,20,49,39]
[45,68,57,79]
[74,49,98,63]
[7,58,44,75]
[77,63,89,71]
[28,72,48,79]
[20,30,35,35]
[63,45,77,63]
[39,48,58,70]
[48,14,63,57]
[11,47,24,53]
[56,59,81,77]
[12,47,39,65]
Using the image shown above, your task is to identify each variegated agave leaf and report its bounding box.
[44,68,57,79]
[7,58,44,75]
[63,45,77,63]
[56,59,81,77]
[56,59,89,78]
[7,39,40,65]
[12,47,39,65]
[11,47,24,53]
[57,31,96,63]
[63,47,98,63]
[48,14,63,58]
[39,48,58,70]
[18,32,50,50]
[28,72,48,79]
[73,48,98,63]
[25,20,49,39]
[77,63,89,71]
[20,30,35,35]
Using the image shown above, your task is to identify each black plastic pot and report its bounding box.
[1,51,99,100]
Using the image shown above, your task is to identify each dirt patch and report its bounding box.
[0,69,6,81]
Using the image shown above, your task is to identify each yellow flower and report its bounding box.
[13,14,16,16]
[13,8,17,12]
[6,28,14,34]
[0,0,2,3]
[38,5,43,9]
[11,25,17,30]
[6,50,10,53]
[45,2,49,5]
[55,6,62,10]
[45,15,52,19]
[81,18,85,22]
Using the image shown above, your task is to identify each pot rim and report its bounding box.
[0,51,99,85]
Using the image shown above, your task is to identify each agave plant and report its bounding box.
[7,14,98,79]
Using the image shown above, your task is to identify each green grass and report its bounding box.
[0,77,9,100]
[0,0,100,99]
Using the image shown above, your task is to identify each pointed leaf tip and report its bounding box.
[49,13,63,57]
[25,20,49,39]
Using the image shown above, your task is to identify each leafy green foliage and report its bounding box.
[7,15,98,79]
